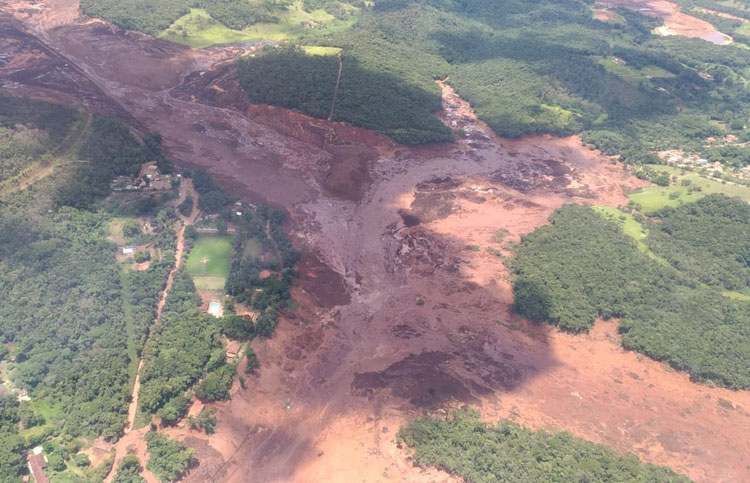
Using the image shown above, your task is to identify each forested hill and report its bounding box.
[0,96,180,481]
[511,199,750,390]
[233,0,750,161]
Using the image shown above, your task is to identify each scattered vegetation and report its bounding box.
[399,408,689,483]
[223,203,298,339]
[80,0,290,36]
[188,408,217,434]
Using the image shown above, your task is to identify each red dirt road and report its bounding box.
[2,2,749,482]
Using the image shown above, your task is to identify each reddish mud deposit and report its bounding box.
[3,1,750,482]
[597,0,733,44]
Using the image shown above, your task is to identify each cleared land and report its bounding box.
[185,235,233,289]
[158,3,349,48]
[597,57,676,82]
[629,166,750,213]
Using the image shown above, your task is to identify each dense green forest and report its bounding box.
[237,48,453,143]
[0,395,26,482]
[0,97,182,480]
[137,270,228,419]
[223,202,298,338]
[646,195,750,292]
[80,0,750,156]
[510,200,750,389]
[399,408,689,482]
[144,431,195,481]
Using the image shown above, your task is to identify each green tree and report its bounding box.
[145,432,195,482]
[113,454,145,483]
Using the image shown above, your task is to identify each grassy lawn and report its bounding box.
[593,205,647,240]
[724,290,750,302]
[593,205,668,265]
[107,217,136,245]
[192,275,228,290]
[597,57,675,82]
[302,45,342,56]
[629,167,750,213]
[186,235,233,286]
[19,400,61,441]
[159,2,353,48]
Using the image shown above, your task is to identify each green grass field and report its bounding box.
[158,2,352,48]
[597,57,675,82]
[593,205,647,240]
[629,166,750,213]
[302,45,342,56]
[186,235,233,289]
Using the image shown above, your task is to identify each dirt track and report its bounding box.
[2,1,750,482]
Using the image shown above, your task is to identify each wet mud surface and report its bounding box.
[3,2,750,482]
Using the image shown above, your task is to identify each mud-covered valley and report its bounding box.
[2,1,750,482]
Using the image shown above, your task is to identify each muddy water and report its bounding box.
[4,2,750,482]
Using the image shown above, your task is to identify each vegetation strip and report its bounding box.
[399,409,690,482]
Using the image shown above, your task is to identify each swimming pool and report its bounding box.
[208,301,222,317]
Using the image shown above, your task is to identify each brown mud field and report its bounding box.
[596,0,733,44]
[3,1,750,482]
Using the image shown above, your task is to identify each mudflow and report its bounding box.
[2,1,749,482]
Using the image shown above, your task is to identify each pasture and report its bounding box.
[159,2,350,48]
[597,57,675,83]
[186,235,233,289]
[629,166,750,213]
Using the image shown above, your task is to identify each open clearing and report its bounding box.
[242,237,263,259]
[629,166,750,213]
[185,235,233,289]
[3,1,749,482]
[597,57,675,82]
[158,2,351,48]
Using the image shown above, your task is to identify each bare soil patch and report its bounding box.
[597,0,733,44]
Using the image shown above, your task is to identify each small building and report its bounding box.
[122,247,135,256]
[226,341,241,362]
[28,452,49,483]
[187,400,205,419]
[259,270,273,280]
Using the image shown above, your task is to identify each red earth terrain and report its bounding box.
[2,1,749,482]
